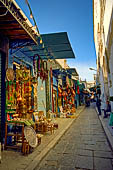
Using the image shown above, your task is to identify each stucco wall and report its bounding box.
[104,0,113,45]
[93,0,100,57]
[109,39,113,111]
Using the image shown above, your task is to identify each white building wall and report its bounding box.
[56,59,69,69]
[56,59,65,68]
[109,40,113,111]
[93,0,100,57]
[104,0,113,45]
[93,0,113,106]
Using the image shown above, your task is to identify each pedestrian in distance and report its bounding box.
[96,96,101,115]
[85,95,90,107]
[103,100,111,118]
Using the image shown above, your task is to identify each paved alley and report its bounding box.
[0,106,84,170]
[35,104,113,170]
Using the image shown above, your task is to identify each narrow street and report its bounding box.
[35,104,113,170]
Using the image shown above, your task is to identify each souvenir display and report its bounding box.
[5,64,39,154]
[58,86,62,97]
[6,68,14,81]
[59,84,76,116]
[5,66,37,121]
[33,83,38,111]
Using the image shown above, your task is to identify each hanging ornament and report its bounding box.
[66,84,69,89]
[58,93,62,97]
[58,87,62,93]
[7,114,10,121]
[6,68,14,81]
[62,91,67,97]
[64,96,67,101]
[72,97,74,102]
[68,88,71,94]
[77,86,80,94]
[71,88,75,96]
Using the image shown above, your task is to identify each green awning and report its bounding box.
[10,32,76,60]
[41,32,75,59]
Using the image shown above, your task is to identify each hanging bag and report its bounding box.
[109,112,113,126]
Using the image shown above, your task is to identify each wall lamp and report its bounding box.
[89,67,97,71]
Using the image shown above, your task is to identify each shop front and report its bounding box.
[62,82,76,117]
[0,0,40,155]
[56,70,76,117]
[5,55,39,149]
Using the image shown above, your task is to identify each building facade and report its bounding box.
[93,0,113,110]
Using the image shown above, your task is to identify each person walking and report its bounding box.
[96,96,101,115]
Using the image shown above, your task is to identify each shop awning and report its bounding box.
[52,68,78,79]
[66,68,78,76]
[10,32,76,60]
[41,32,75,59]
[52,69,67,76]
[0,0,38,44]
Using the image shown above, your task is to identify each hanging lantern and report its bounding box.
[30,13,33,19]
[40,37,43,44]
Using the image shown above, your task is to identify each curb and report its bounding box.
[25,106,85,170]
[95,107,113,151]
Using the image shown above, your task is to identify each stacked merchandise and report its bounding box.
[58,84,76,118]
[5,66,35,125]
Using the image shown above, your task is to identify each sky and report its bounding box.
[16,0,97,81]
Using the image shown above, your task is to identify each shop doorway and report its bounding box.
[0,51,6,144]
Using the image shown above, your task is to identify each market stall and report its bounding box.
[57,71,76,118]
[5,65,38,153]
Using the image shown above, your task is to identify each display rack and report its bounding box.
[4,121,24,151]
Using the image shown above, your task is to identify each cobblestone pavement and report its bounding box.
[35,104,113,170]
[0,106,84,170]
